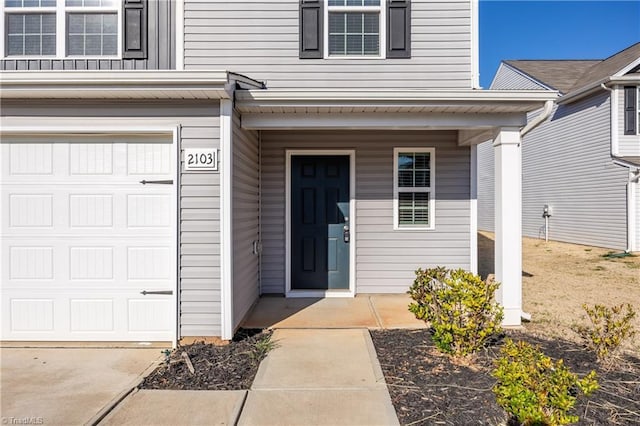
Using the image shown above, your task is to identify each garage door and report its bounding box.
[1,138,176,342]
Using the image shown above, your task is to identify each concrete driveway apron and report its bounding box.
[0,347,162,425]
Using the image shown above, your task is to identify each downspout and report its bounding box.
[520,100,554,137]
[516,99,554,322]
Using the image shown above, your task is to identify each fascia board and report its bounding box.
[0,70,232,99]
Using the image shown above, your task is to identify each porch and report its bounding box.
[222,88,558,340]
[241,294,426,330]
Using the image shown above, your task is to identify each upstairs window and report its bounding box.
[327,0,382,57]
[299,0,410,60]
[2,0,120,58]
[393,148,435,230]
[624,86,640,136]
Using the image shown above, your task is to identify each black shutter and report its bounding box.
[387,0,411,58]
[123,0,147,59]
[299,0,323,59]
[624,86,637,135]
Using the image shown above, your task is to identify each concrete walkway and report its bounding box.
[100,329,400,426]
[100,296,419,425]
[239,329,399,425]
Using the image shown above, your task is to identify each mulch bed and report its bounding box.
[371,329,640,426]
[140,329,272,391]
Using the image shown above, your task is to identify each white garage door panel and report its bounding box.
[1,140,175,342]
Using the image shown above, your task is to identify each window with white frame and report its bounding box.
[327,0,383,57]
[2,0,119,58]
[393,148,435,229]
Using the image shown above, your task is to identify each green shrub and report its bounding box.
[408,267,503,357]
[574,303,636,364]
[492,339,598,426]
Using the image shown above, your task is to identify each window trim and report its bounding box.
[1,0,121,59]
[324,0,386,59]
[393,147,436,231]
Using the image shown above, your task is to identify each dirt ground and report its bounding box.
[478,231,640,353]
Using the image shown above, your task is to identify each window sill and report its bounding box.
[3,55,122,60]
[325,55,385,60]
[394,225,436,231]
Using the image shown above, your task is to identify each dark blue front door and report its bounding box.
[291,155,350,290]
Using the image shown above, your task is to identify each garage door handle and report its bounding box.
[140,180,173,185]
[140,290,173,295]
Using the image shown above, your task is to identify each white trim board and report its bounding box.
[285,150,356,298]
[220,99,234,340]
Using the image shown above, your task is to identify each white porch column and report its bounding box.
[493,127,522,326]
[220,99,234,340]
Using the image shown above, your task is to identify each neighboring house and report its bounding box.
[478,43,640,252]
[0,0,555,344]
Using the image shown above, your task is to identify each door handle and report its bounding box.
[343,224,350,243]
[140,290,173,295]
[140,180,173,185]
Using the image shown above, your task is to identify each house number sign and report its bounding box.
[184,148,218,171]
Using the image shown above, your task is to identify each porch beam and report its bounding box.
[241,112,525,130]
[493,127,522,326]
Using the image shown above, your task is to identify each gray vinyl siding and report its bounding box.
[1,0,175,71]
[521,93,628,249]
[179,110,221,337]
[489,63,548,91]
[183,0,473,89]
[260,130,471,294]
[616,85,640,157]
[476,140,494,232]
[232,111,260,330]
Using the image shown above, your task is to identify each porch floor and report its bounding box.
[241,294,427,330]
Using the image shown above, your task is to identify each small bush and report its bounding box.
[408,267,503,357]
[574,303,636,364]
[492,339,598,425]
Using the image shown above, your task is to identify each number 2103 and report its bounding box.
[187,152,214,166]
[184,149,217,171]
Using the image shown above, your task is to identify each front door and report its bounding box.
[291,155,350,290]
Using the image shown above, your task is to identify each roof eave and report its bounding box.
[0,70,236,100]
[234,89,558,113]
[559,75,640,105]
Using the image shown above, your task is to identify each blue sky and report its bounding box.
[479,1,640,88]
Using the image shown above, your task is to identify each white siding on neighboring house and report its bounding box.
[232,112,260,330]
[520,93,628,249]
[260,130,471,294]
[183,0,473,89]
[476,140,494,232]
[636,181,640,251]
[616,85,640,157]
[489,64,548,91]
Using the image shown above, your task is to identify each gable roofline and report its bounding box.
[499,60,601,94]
[495,62,556,91]
[560,42,640,103]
